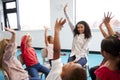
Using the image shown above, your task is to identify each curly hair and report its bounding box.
[73,21,92,39]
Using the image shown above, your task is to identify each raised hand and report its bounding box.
[103,12,115,36]
[4,27,15,34]
[103,12,113,24]
[55,18,66,32]
[44,26,49,31]
[64,4,67,13]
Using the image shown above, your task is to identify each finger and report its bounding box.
[61,19,66,25]
[56,18,58,23]
[109,12,112,18]
[59,17,63,23]
[104,12,106,18]
[110,15,114,19]
[107,11,109,17]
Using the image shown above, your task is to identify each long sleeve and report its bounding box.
[64,12,74,34]
[20,35,28,53]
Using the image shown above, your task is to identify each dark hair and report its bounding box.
[47,35,52,43]
[62,66,87,80]
[73,21,92,39]
[101,34,120,57]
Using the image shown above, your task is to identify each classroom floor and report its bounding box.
[0,49,103,80]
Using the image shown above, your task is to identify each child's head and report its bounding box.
[74,21,91,39]
[0,39,9,70]
[22,34,32,47]
[61,62,87,80]
[47,35,54,44]
[101,34,120,57]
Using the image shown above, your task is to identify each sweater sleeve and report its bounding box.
[20,35,28,53]
[64,12,74,34]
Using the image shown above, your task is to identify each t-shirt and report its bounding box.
[2,42,29,80]
[46,58,63,80]
[47,44,53,59]
[95,66,120,80]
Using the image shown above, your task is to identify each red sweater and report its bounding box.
[21,35,38,67]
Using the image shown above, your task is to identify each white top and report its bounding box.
[64,12,90,61]
[46,44,53,59]
[2,42,29,80]
[71,34,90,61]
[46,58,63,80]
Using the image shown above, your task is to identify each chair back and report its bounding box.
[41,48,50,68]
[17,54,25,65]
[41,48,48,62]
[2,70,9,80]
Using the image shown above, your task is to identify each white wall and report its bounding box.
[0,0,2,30]
[0,1,120,52]
[0,29,104,52]
[0,0,105,52]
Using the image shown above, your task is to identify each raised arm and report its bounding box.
[99,22,108,38]
[4,27,16,43]
[44,26,49,46]
[20,33,30,53]
[103,12,115,36]
[53,18,66,60]
[64,4,74,33]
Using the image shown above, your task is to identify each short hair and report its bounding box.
[47,35,53,43]
[62,64,87,80]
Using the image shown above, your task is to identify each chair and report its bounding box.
[2,70,9,80]
[41,48,50,69]
[17,54,43,78]
[17,54,25,65]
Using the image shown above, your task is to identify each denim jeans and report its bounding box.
[68,55,87,67]
[30,77,41,80]
[27,63,50,78]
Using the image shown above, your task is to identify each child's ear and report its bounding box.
[102,51,107,57]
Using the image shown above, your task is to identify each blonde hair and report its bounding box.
[0,39,9,70]
[21,34,32,43]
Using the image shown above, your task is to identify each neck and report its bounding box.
[104,59,119,70]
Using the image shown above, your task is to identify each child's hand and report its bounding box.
[64,4,67,13]
[55,18,66,32]
[103,12,113,24]
[4,27,15,34]
[44,26,49,31]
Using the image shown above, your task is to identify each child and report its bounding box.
[46,18,87,80]
[20,33,50,78]
[95,33,120,80]
[90,12,119,80]
[64,4,92,67]
[99,12,115,38]
[44,26,54,67]
[0,27,29,80]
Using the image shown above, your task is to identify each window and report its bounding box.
[7,13,17,28]
[76,0,120,30]
[19,0,50,30]
[6,2,16,9]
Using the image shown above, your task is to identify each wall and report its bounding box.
[0,29,104,52]
[0,0,104,52]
